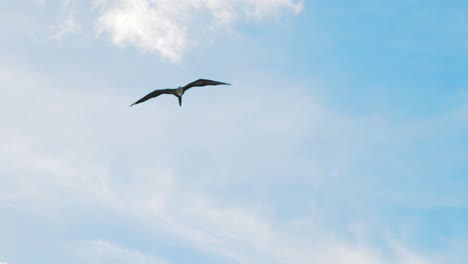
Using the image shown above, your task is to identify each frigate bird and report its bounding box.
[130,79,230,107]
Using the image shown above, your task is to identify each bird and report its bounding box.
[130,79,230,107]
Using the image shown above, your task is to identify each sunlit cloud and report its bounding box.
[93,0,303,62]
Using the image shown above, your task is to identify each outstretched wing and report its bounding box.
[130,88,176,107]
[182,79,230,92]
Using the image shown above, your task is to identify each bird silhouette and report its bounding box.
[130,79,230,107]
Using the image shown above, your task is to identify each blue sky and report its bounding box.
[1,1,467,263]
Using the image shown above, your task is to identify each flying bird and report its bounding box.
[130,79,230,107]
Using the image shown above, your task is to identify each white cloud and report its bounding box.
[29,0,303,61]
[93,0,303,62]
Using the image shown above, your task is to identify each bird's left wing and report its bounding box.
[182,79,230,92]
[130,88,175,107]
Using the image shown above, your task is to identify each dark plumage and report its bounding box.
[130,79,230,107]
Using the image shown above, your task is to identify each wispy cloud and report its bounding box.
[93,0,303,62]
[21,0,303,61]
[1,1,466,263]
[77,240,169,264]
[53,0,82,40]
[0,63,437,264]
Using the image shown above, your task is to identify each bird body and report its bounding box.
[175,87,184,97]
[130,79,230,107]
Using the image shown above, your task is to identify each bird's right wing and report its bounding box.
[130,88,175,107]
[182,79,230,92]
